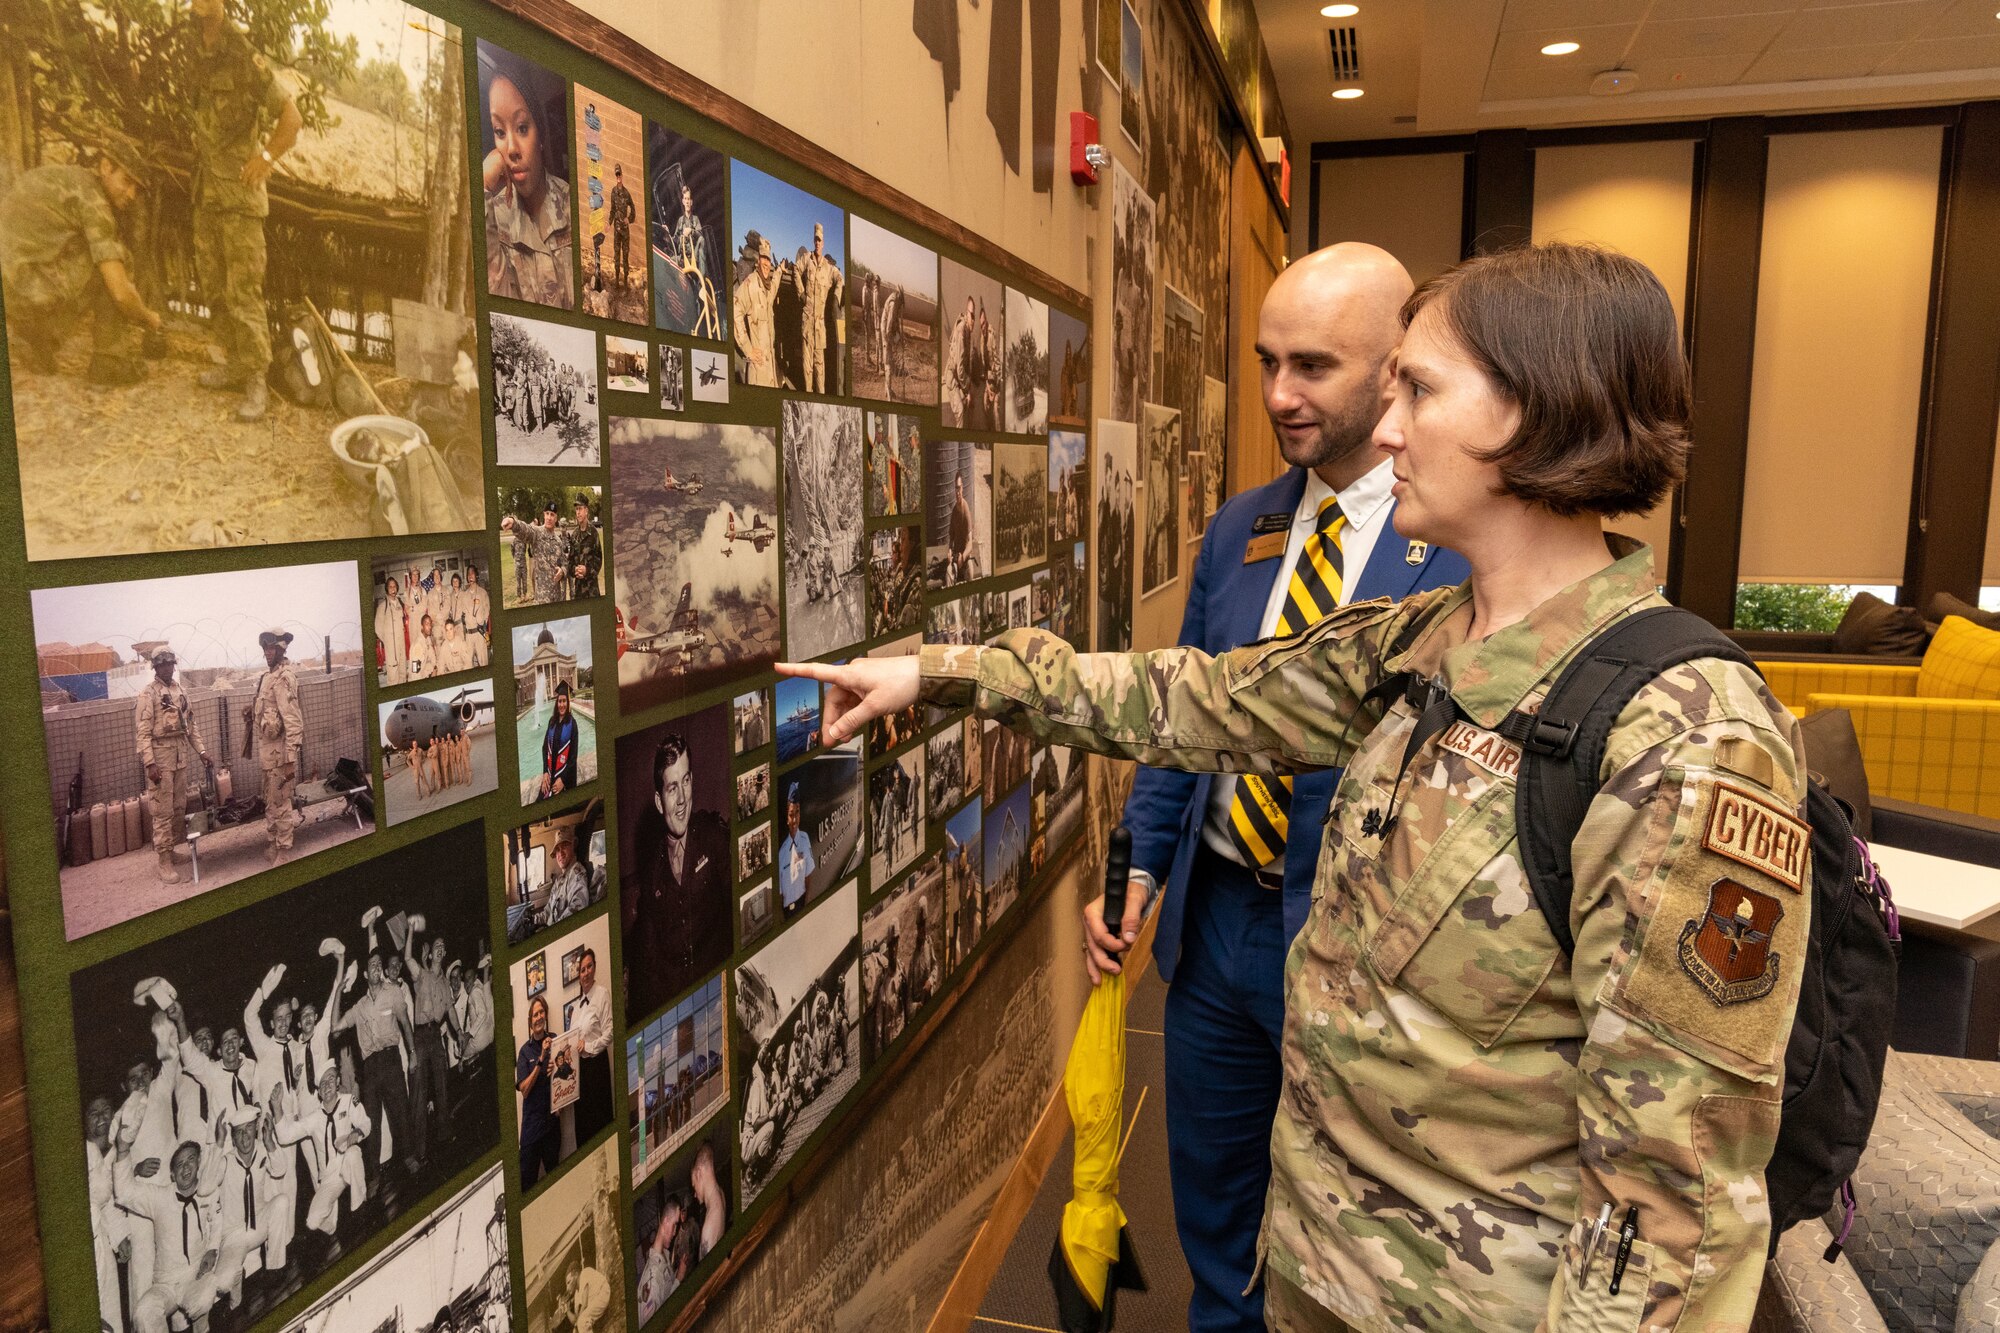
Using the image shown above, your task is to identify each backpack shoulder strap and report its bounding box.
[1509,606,1756,958]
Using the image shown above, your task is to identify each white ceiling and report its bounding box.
[1257,0,2000,146]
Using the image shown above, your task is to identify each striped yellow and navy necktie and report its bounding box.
[1227,496,1346,871]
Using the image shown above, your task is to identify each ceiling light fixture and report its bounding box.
[1541,40,1581,55]
[1321,4,1360,16]
[1332,87,1365,99]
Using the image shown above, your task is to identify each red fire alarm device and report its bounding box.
[1070,111,1105,185]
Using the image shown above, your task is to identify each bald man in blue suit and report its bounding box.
[1086,244,1469,1332]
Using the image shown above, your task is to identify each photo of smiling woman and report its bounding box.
[478,41,575,310]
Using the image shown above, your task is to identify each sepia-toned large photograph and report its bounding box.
[276,1166,509,1333]
[4,0,483,560]
[371,549,492,686]
[35,563,374,939]
[736,881,861,1208]
[627,973,727,1187]
[1095,419,1137,651]
[924,439,992,590]
[618,703,734,1024]
[943,801,985,971]
[490,312,599,466]
[1110,161,1155,425]
[849,216,939,406]
[784,399,866,660]
[479,40,574,311]
[993,441,1049,576]
[648,122,728,340]
[611,418,780,713]
[71,822,497,1333]
[1160,284,1204,450]
[521,1135,628,1333]
[861,861,943,1066]
[729,162,845,393]
[867,747,926,890]
[575,85,648,324]
[938,258,1005,431]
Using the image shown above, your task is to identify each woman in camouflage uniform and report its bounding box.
[786,244,1809,1332]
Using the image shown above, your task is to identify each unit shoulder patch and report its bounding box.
[1677,878,1784,1006]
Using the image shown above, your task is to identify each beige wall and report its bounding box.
[1739,125,1943,586]
[569,0,1094,294]
[1531,139,1696,569]
[1314,152,1465,285]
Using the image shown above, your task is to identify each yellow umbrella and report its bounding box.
[1049,830,1147,1331]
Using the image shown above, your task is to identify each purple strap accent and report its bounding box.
[1854,837,1901,942]
[1823,1179,1859,1262]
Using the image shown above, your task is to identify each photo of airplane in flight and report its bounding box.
[661,463,704,497]
[618,583,708,675]
[724,506,776,555]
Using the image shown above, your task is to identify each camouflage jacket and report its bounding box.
[190,24,287,217]
[921,540,1808,1332]
[0,164,128,307]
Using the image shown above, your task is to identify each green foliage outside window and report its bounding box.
[1732,583,1855,633]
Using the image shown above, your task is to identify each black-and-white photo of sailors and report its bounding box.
[72,824,495,1333]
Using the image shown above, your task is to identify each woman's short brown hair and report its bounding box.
[1401,242,1689,518]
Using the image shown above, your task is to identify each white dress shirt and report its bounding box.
[573,980,613,1058]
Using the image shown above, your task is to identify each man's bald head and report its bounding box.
[1256,243,1415,486]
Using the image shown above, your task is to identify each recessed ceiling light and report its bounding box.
[1541,40,1581,55]
[1332,87,1365,99]
[1321,4,1360,16]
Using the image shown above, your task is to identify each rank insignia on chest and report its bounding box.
[1678,878,1783,1004]
[1405,540,1428,566]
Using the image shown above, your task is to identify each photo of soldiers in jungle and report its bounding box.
[728,161,846,395]
[1,0,484,561]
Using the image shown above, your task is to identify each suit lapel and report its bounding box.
[1228,469,1306,646]
[1352,499,1424,601]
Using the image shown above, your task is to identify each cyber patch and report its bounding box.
[1702,781,1807,893]
[1678,878,1784,1006]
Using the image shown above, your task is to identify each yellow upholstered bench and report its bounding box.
[1760,616,2000,819]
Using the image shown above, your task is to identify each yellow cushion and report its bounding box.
[1916,615,2000,700]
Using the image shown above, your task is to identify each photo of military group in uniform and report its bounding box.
[847,216,939,407]
[479,41,574,311]
[938,259,1005,430]
[729,163,845,394]
[737,762,772,822]
[942,802,984,970]
[647,123,727,340]
[496,484,605,610]
[866,411,924,519]
[923,439,992,591]
[490,312,600,466]
[503,799,606,947]
[1110,161,1155,424]
[1048,308,1090,428]
[3,0,484,561]
[68,822,497,1333]
[783,400,867,660]
[1094,421,1136,651]
[1002,288,1048,436]
[1141,402,1181,595]
[371,550,493,687]
[992,442,1049,576]
[609,419,780,713]
[860,865,942,1067]
[34,563,374,940]
[575,86,648,324]
[376,678,498,825]
[735,881,861,1208]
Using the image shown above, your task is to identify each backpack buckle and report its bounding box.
[1525,715,1580,758]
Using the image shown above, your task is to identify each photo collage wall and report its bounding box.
[0,3,1093,1331]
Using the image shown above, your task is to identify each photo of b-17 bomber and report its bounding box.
[611,418,780,715]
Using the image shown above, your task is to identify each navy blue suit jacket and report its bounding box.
[1122,467,1470,983]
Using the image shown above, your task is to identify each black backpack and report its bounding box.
[1363,606,1900,1257]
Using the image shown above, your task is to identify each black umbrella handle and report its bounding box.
[1101,825,1132,930]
